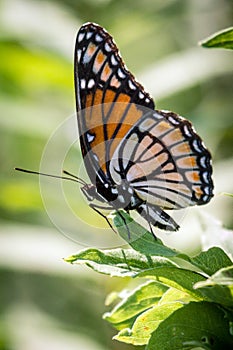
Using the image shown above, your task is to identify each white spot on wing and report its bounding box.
[153,112,163,119]
[87,133,95,142]
[104,42,111,52]
[80,79,86,89]
[202,195,209,202]
[87,79,95,89]
[138,91,144,99]
[117,68,126,79]
[183,125,192,138]
[95,34,103,42]
[83,51,92,64]
[192,139,203,153]
[145,97,150,103]
[78,32,85,42]
[128,80,137,90]
[200,156,207,168]
[86,32,93,40]
[77,49,82,62]
[202,171,209,183]
[111,54,118,66]
[168,116,179,125]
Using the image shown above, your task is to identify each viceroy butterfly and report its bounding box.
[74,22,214,234]
[75,22,214,234]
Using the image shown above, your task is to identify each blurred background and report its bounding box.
[0,0,232,349]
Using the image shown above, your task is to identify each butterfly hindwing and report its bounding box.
[110,109,213,209]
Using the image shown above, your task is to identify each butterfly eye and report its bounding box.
[81,184,96,201]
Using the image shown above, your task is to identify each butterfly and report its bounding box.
[74,22,214,234]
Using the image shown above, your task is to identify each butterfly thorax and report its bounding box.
[82,179,143,210]
[113,180,143,210]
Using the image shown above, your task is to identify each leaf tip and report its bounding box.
[63,255,76,264]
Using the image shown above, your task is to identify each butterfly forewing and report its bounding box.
[74,22,154,183]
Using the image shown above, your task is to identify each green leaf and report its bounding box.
[200,27,233,49]
[147,301,233,350]
[65,248,177,277]
[190,247,233,276]
[159,287,196,305]
[113,211,181,257]
[103,281,167,327]
[114,288,194,345]
[194,266,233,307]
[137,266,207,300]
[115,301,184,345]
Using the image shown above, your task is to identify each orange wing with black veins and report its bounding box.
[74,22,154,184]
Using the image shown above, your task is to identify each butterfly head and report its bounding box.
[81,183,99,202]
[80,181,116,204]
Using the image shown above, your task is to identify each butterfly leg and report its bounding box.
[88,204,131,238]
[89,203,117,233]
[145,203,157,240]
[137,203,179,232]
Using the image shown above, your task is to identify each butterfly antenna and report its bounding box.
[62,170,87,186]
[14,167,85,186]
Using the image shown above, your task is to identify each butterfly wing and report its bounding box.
[74,22,154,185]
[110,109,214,210]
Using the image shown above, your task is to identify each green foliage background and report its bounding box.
[0,0,232,349]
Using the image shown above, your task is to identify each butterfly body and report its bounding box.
[81,176,179,231]
[75,23,214,233]
[81,167,143,210]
